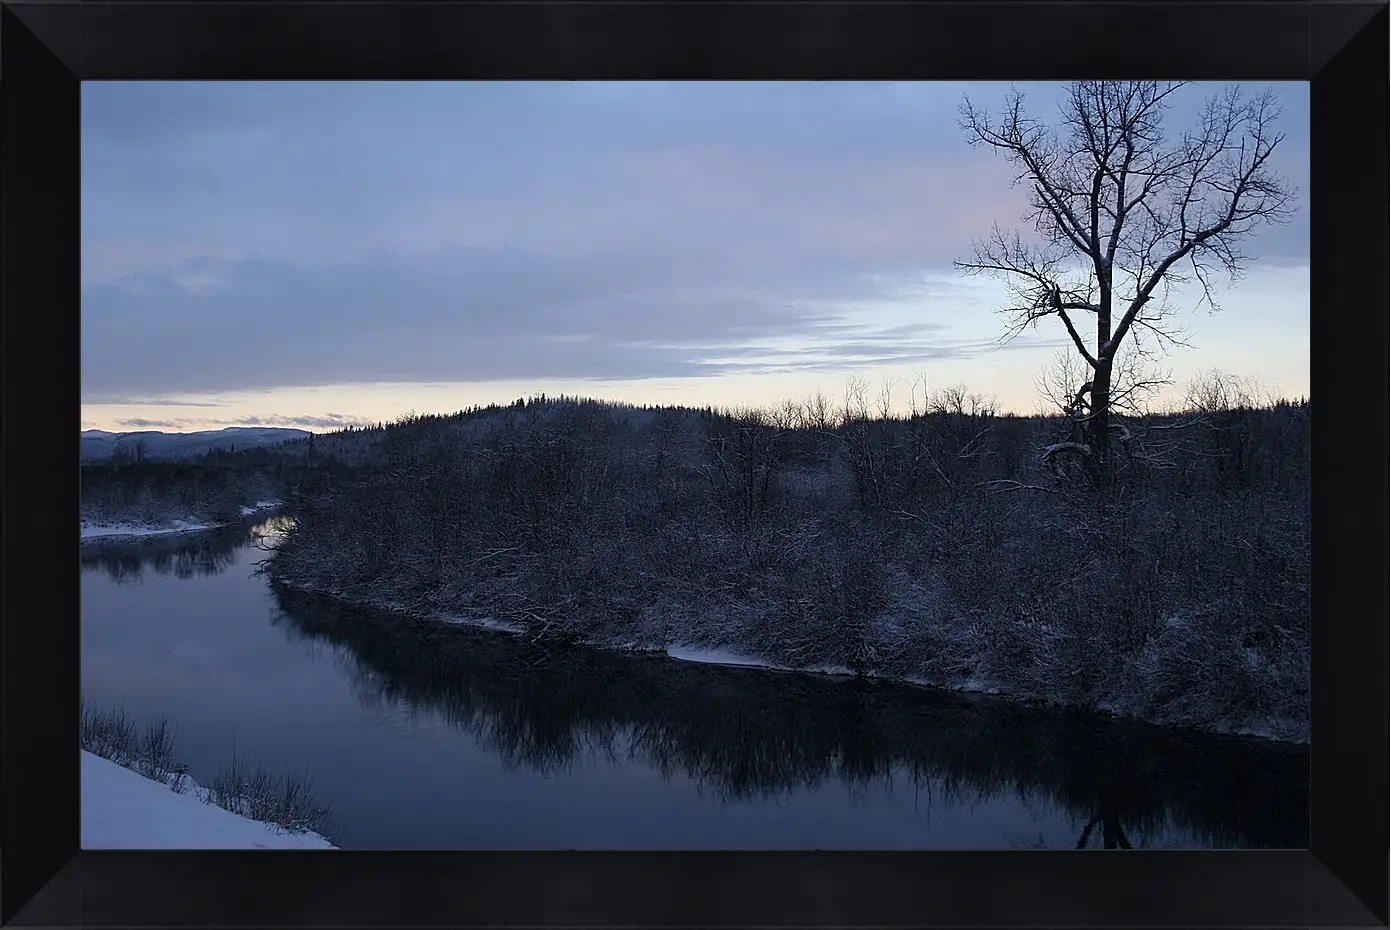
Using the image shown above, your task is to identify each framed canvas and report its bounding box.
[3,1,1385,926]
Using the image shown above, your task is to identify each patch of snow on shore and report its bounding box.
[665,645,779,669]
[663,646,855,678]
[82,751,336,850]
[1223,718,1308,743]
[445,615,526,634]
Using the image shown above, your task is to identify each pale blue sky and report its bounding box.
[81,81,1309,431]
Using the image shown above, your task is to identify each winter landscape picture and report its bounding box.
[81,81,1309,850]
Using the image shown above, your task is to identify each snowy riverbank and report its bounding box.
[80,501,283,540]
[81,518,222,540]
[82,751,336,849]
[271,581,1307,746]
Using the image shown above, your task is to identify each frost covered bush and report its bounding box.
[1108,609,1308,739]
[80,702,180,784]
[209,757,332,836]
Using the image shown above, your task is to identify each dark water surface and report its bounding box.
[81,518,1308,849]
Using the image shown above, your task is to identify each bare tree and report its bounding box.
[840,375,885,508]
[1037,348,1094,419]
[702,405,787,532]
[957,82,1295,479]
[1184,367,1265,412]
[801,390,836,431]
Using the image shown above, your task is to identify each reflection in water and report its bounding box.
[80,516,289,585]
[269,586,1309,849]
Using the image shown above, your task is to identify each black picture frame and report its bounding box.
[3,1,1386,926]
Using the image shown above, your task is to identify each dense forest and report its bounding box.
[253,381,1309,742]
[80,455,282,528]
[80,432,370,527]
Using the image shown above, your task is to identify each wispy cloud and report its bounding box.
[85,398,224,407]
[695,329,1068,376]
[116,417,191,429]
[83,248,979,398]
[231,413,375,429]
[105,412,373,432]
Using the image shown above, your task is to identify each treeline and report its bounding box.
[80,457,286,528]
[266,381,1310,741]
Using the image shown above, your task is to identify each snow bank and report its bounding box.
[663,647,1003,692]
[83,501,283,536]
[81,751,336,850]
[440,614,526,634]
[80,519,221,540]
[664,645,854,677]
[665,645,774,669]
[277,580,529,636]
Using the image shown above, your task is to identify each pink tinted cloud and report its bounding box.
[613,145,1030,266]
[794,159,1032,262]
[371,143,1030,272]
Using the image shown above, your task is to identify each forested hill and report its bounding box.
[78,397,704,527]
[264,390,1310,742]
[271,395,717,467]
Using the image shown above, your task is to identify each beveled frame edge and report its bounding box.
[1,1,1384,927]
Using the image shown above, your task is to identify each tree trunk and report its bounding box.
[1089,360,1113,473]
[1101,802,1133,849]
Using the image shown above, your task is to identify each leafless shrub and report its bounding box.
[209,756,333,836]
[81,701,334,836]
[80,701,182,785]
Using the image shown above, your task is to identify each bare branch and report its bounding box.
[959,81,1296,468]
[977,479,1062,496]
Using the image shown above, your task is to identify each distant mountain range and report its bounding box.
[81,427,312,461]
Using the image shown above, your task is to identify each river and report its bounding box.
[80,515,1308,849]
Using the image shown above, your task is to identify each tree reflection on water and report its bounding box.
[81,524,245,584]
[79,514,292,585]
[268,585,1309,850]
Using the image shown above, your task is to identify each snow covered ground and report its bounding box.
[82,751,336,850]
[80,519,221,540]
[80,501,283,539]
[663,646,1010,694]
